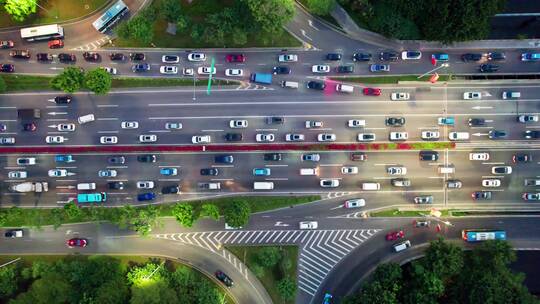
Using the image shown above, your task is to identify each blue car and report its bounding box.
[160,167,178,176]
[55,155,74,163]
[431,53,449,61]
[323,293,333,304]
[521,53,540,61]
[132,63,150,72]
[437,117,454,126]
[370,64,389,72]
[253,168,271,176]
[137,192,155,201]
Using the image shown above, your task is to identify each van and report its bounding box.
[362,182,381,191]
[525,179,540,186]
[336,84,354,93]
[77,183,96,190]
[77,192,106,203]
[281,81,299,89]
[253,182,274,190]
[502,91,521,100]
[198,182,221,190]
[300,168,318,176]
[438,166,455,174]
[448,132,470,141]
[78,114,95,124]
[393,240,411,252]
[299,221,318,230]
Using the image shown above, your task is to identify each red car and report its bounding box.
[385,230,404,241]
[363,87,381,96]
[226,54,246,63]
[48,39,64,49]
[67,238,88,248]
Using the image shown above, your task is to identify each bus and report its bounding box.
[77,192,107,203]
[20,24,64,41]
[92,0,129,33]
[462,229,506,242]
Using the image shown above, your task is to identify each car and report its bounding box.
[363,87,381,96]
[225,133,243,142]
[162,55,180,63]
[461,53,482,62]
[183,68,194,76]
[370,64,389,72]
[8,171,27,179]
[110,53,126,61]
[523,193,540,201]
[253,168,271,176]
[55,155,74,163]
[323,293,333,304]
[162,185,180,194]
[98,169,117,178]
[386,230,405,241]
[121,121,139,129]
[0,40,14,48]
[447,180,463,189]
[305,121,323,128]
[53,95,72,104]
[266,116,284,125]
[482,179,501,187]
[229,120,248,128]
[129,53,146,61]
[160,168,178,176]
[67,238,87,248]
[414,195,433,204]
[4,229,23,238]
[48,39,63,49]
[137,192,156,201]
[188,53,206,62]
[45,136,65,144]
[48,169,68,177]
[197,66,216,75]
[353,52,372,61]
[357,133,376,141]
[513,153,532,163]
[341,166,358,174]
[23,122,37,132]
[469,152,490,160]
[137,154,157,163]
[391,178,411,187]
[518,114,539,123]
[472,191,492,200]
[525,179,540,186]
[226,53,245,63]
[225,69,243,76]
[336,65,354,73]
[348,120,365,128]
[379,52,398,61]
[159,66,178,74]
[320,179,339,188]
[415,220,431,227]
[108,156,125,164]
[264,153,282,161]
[165,122,182,130]
[488,130,507,139]
[488,52,506,61]
[306,80,326,90]
[421,131,440,140]
[387,166,407,175]
[58,53,76,62]
[390,132,408,141]
[36,53,53,61]
[272,66,291,74]
[431,53,449,61]
[285,134,304,141]
[312,65,330,73]
[100,136,118,144]
[57,123,75,132]
[344,199,365,208]
[132,63,150,72]
[420,150,438,161]
[480,64,498,73]
[200,168,219,176]
[302,153,320,162]
[386,117,405,127]
[0,137,15,145]
[83,52,101,62]
[137,181,155,189]
[468,118,486,126]
[0,124,5,132]
[17,157,36,165]
[139,134,157,143]
[318,133,336,142]
[492,166,512,174]
[215,155,234,163]
[108,181,125,190]
[401,51,422,60]
[215,270,234,287]
[278,54,298,62]
[192,135,211,144]
[521,53,540,61]
[463,92,481,100]
[9,50,30,59]
[0,64,14,73]
[351,152,367,161]
[326,53,342,61]
[391,92,410,100]
[524,130,540,139]
[438,117,455,126]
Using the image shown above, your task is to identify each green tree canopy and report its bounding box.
[4,0,37,22]
[277,276,297,301]
[172,203,196,227]
[257,247,282,268]
[0,265,19,298]
[84,68,112,95]
[306,0,336,15]
[223,200,251,228]
[160,0,182,23]
[50,67,84,93]
[200,203,220,220]
[116,11,154,45]
[242,0,295,34]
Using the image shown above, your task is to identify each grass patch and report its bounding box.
[2,74,52,91]
[227,245,298,304]
[371,209,452,217]
[333,74,453,84]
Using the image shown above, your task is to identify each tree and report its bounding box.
[242,0,295,34]
[200,204,220,220]
[402,263,444,304]
[0,76,6,93]
[277,276,297,301]
[251,263,265,278]
[257,247,282,268]
[192,278,222,304]
[172,203,196,227]
[357,263,403,304]
[4,0,37,22]
[115,14,154,45]
[231,27,248,46]
[84,68,112,95]
[423,237,463,281]
[223,200,251,228]
[50,67,84,93]
[161,0,182,23]
[0,265,19,298]
[176,14,190,33]
[306,0,336,15]
[130,206,160,236]
[370,1,420,40]
[63,202,82,220]
[49,208,64,229]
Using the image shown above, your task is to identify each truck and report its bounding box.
[250,73,272,85]
[10,182,48,193]
[17,108,41,119]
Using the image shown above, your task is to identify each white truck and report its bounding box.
[10,182,49,193]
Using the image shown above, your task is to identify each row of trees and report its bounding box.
[343,239,539,304]
[51,66,112,94]
[172,200,251,228]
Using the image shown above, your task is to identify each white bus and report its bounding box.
[20,24,64,41]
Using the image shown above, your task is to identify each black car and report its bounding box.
[0,64,14,73]
[468,118,485,126]
[110,53,126,61]
[461,53,482,62]
[472,191,492,200]
[200,168,219,176]
[108,156,126,164]
[353,53,372,61]
[215,155,234,164]
[108,181,124,190]
[83,52,101,62]
[23,122,36,132]
[524,130,540,139]
[264,153,282,161]
[488,130,507,139]
[137,154,157,163]
[419,150,438,161]
[54,95,72,104]
[306,80,326,90]
[272,66,291,75]
[336,65,354,73]
[266,116,284,124]
[130,53,145,61]
[9,50,30,59]
[380,51,398,61]
[215,270,234,287]
[162,185,180,194]
[225,133,242,142]
[326,53,342,61]
[58,53,76,63]
[488,52,506,61]
[513,153,532,163]
[385,117,405,127]
[36,53,53,62]
[479,64,498,73]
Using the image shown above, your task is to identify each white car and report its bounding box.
[482,179,501,187]
[278,54,298,62]
[344,199,365,208]
[387,166,407,175]
[182,68,194,76]
[16,157,36,165]
[48,169,68,177]
[100,136,118,144]
[45,136,65,144]
[469,152,490,161]
[389,132,408,141]
[312,65,330,73]
[188,53,206,62]
[256,133,275,142]
[348,120,365,128]
[139,134,157,143]
[160,66,178,74]
[137,181,155,189]
[421,130,440,140]
[225,69,243,77]
[192,135,211,144]
[401,51,422,60]
[121,121,139,129]
[57,123,75,132]
[285,134,305,142]
[492,166,512,175]
[8,171,27,179]
[357,133,376,141]
[341,166,358,174]
[391,92,410,100]
[165,122,183,130]
[320,179,339,188]
[299,221,318,229]
[161,55,180,63]
[229,120,248,128]
[463,92,482,100]
[305,121,323,128]
[197,66,216,75]
[318,133,336,142]
[102,67,117,75]
[98,169,117,177]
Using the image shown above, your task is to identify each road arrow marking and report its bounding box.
[472,106,493,110]
[307,20,319,31]
[48,112,67,116]
[472,133,489,136]
[56,185,75,189]
[48,124,58,128]
[49,67,64,70]
[300,29,312,41]
[274,221,290,227]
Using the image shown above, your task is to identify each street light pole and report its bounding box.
[417,63,449,79]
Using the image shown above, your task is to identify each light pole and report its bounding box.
[30,0,58,19]
[417,63,449,79]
